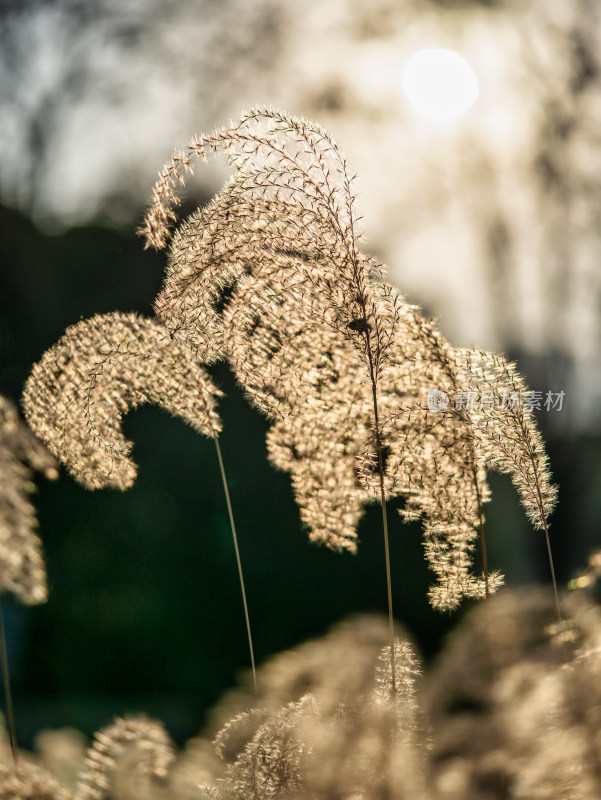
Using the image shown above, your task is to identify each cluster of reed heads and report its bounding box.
[1,109,596,799]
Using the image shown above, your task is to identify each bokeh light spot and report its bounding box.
[403,49,479,120]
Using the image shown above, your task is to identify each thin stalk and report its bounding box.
[353,281,396,696]
[214,437,257,693]
[472,473,496,677]
[479,523,490,602]
[513,410,562,625]
[367,363,396,695]
[0,600,18,763]
[374,410,396,695]
[471,465,489,602]
[543,522,562,625]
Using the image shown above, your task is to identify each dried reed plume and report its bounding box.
[22,312,222,490]
[208,615,425,800]
[4,591,601,799]
[22,312,259,688]
[0,760,70,800]
[0,394,56,605]
[453,349,557,532]
[73,716,175,800]
[140,108,554,611]
[0,107,570,800]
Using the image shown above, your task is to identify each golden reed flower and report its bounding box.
[22,109,556,611]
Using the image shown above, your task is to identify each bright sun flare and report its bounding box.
[403,49,479,121]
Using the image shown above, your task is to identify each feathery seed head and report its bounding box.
[23,313,222,490]
[0,395,55,604]
[139,109,558,611]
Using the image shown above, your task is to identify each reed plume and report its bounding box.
[208,615,426,800]
[73,716,175,800]
[452,347,559,615]
[139,108,555,613]
[142,108,404,686]
[0,394,56,605]
[4,594,601,799]
[453,348,557,531]
[18,108,557,613]
[0,760,70,800]
[22,312,259,688]
[22,312,222,490]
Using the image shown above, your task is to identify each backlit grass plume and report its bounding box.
[0,760,70,800]
[138,108,555,613]
[5,594,601,799]
[142,108,397,385]
[73,716,175,800]
[453,348,557,531]
[22,312,222,490]
[21,109,557,616]
[0,394,57,605]
[0,106,570,800]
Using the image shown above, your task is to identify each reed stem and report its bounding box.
[214,437,257,693]
[0,600,18,763]
[368,370,396,695]
[544,523,563,625]
[472,467,489,603]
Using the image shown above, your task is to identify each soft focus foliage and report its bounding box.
[4,589,601,798]
[73,717,175,800]
[0,760,70,800]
